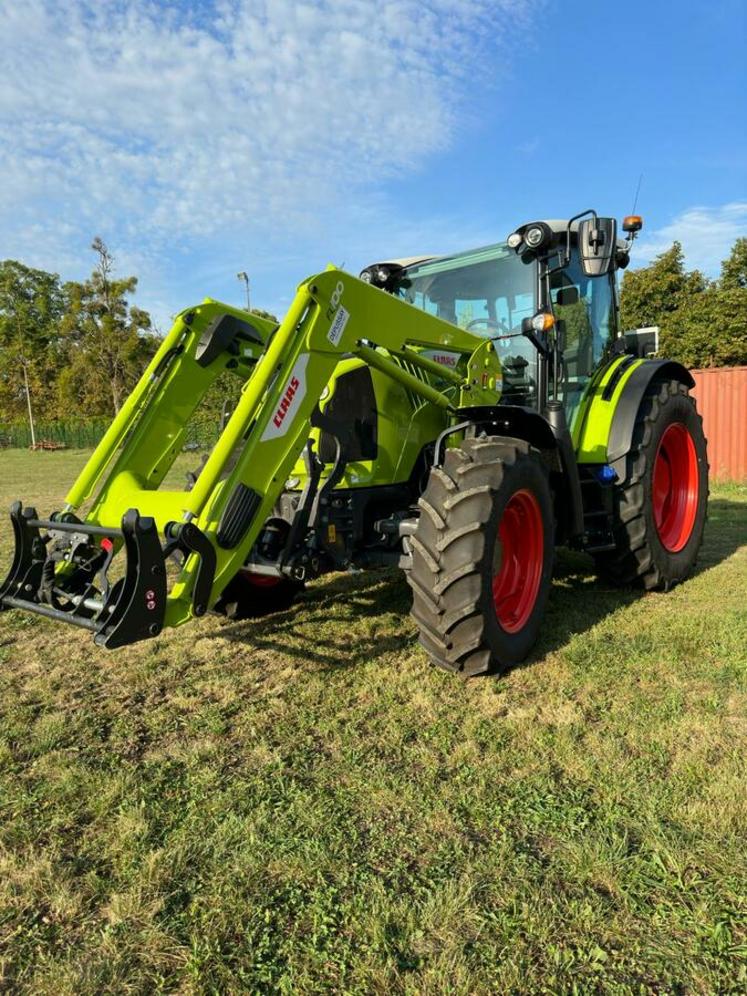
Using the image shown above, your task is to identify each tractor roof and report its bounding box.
[359,255,438,274]
[361,219,629,277]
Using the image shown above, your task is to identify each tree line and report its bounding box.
[0,240,277,447]
[620,237,747,367]
[0,239,157,427]
[1,236,745,443]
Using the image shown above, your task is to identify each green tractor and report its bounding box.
[0,210,708,675]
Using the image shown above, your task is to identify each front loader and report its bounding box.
[0,210,709,675]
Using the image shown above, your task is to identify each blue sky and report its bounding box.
[1,0,745,329]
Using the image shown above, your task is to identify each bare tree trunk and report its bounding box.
[111,371,121,414]
[22,361,36,448]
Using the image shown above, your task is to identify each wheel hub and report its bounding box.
[652,422,699,553]
[492,489,543,633]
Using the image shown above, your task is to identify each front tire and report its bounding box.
[407,436,554,676]
[594,379,708,590]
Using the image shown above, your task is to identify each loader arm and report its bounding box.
[1,267,502,646]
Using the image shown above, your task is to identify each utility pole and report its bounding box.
[237,271,250,312]
[22,360,36,449]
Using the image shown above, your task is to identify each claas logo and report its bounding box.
[273,376,301,428]
[432,354,457,367]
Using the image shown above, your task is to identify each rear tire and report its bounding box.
[594,379,708,590]
[407,436,554,676]
[214,570,303,620]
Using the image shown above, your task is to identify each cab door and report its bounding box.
[550,247,617,428]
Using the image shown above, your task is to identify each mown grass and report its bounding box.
[0,449,745,994]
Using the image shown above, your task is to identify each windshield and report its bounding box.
[396,242,538,405]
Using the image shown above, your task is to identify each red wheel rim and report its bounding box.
[492,489,544,633]
[239,569,281,588]
[652,423,699,553]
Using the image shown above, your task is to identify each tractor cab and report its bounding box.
[367,212,637,430]
[363,244,540,407]
[507,215,633,426]
[392,244,539,408]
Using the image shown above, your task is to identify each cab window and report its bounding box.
[397,244,539,406]
[550,249,616,423]
[550,250,615,376]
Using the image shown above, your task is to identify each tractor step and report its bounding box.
[583,539,618,553]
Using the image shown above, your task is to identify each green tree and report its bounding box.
[250,307,279,324]
[58,238,156,416]
[720,237,747,290]
[664,286,747,368]
[620,238,747,369]
[0,261,64,436]
[619,242,708,334]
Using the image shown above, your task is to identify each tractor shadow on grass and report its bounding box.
[218,567,416,672]
[216,560,629,675]
[217,498,745,674]
[215,559,625,675]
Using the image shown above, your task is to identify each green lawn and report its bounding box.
[0,449,745,994]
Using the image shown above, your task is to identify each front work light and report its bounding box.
[359,265,392,289]
[525,226,545,248]
[507,221,552,254]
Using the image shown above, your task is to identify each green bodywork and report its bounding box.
[62,267,503,629]
[572,355,644,462]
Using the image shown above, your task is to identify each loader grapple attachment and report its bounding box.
[0,502,169,649]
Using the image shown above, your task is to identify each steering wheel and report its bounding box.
[466,317,511,334]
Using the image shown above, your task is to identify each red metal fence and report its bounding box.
[690,366,747,482]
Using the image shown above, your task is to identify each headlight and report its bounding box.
[359,265,391,288]
[525,225,545,248]
[511,221,552,253]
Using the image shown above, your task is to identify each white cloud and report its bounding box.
[635,202,747,275]
[0,0,538,301]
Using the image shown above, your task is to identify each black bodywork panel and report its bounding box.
[319,366,378,464]
[607,359,694,470]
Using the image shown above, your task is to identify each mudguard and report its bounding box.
[457,404,584,542]
[607,359,694,469]
[574,357,694,474]
[456,404,558,453]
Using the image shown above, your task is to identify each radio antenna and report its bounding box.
[631,173,644,215]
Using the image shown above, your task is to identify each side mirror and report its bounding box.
[578,217,617,277]
[555,286,579,306]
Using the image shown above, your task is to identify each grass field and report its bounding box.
[0,449,745,994]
